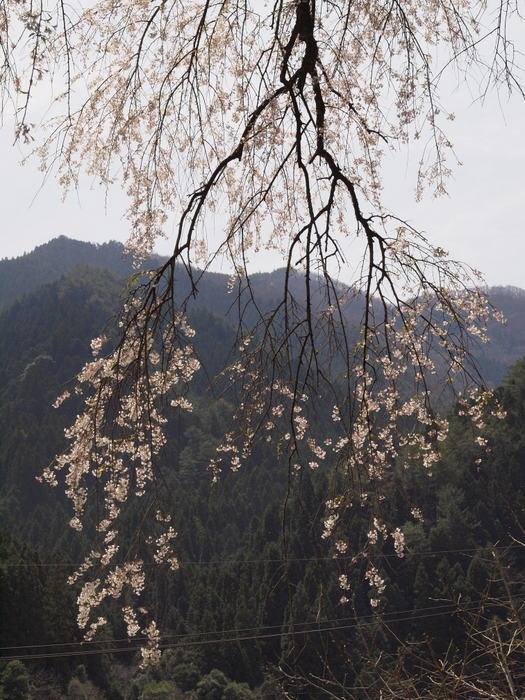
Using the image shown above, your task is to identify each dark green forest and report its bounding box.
[1,238,525,699]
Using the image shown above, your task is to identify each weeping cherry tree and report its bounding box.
[1,0,522,662]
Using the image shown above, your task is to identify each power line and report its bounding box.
[2,595,523,663]
[0,613,460,664]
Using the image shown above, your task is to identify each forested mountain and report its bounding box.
[0,237,141,310]
[1,236,523,379]
[2,238,525,699]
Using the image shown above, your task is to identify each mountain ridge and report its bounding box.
[1,236,524,386]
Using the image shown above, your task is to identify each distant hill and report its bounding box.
[0,235,166,309]
[0,264,124,393]
[0,236,524,386]
[476,286,525,386]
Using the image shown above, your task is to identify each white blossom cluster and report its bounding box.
[206,253,504,607]
[41,305,199,660]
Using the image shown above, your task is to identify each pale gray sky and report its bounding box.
[381,87,525,289]
[1,84,524,288]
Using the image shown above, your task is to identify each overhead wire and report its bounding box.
[2,593,524,663]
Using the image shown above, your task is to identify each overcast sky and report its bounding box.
[1,82,524,288]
